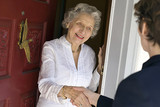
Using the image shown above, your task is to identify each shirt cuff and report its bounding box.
[55,85,68,104]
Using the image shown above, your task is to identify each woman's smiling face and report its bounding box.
[66,13,95,45]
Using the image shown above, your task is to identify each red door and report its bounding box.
[0,0,57,106]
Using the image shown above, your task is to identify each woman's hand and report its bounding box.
[97,45,104,74]
[58,86,82,100]
[72,87,100,106]
[63,86,82,99]
[70,92,92,107]
[58,86,92,107]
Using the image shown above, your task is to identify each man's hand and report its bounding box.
[73,87,100,106]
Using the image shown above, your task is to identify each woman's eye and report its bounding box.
[76,22,82,26]
[86,27,91,31]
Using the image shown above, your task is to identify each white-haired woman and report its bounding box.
[37,3,102,107]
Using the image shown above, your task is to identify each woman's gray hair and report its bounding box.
[62,3,101,38]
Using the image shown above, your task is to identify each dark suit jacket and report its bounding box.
[97,55,160,107]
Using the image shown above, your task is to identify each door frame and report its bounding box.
[101,0,140,98]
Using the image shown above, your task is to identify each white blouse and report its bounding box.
[37,35,100,107]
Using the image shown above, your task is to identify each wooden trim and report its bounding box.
[98,0,112,94]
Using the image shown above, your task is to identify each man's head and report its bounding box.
[134,0,160,47]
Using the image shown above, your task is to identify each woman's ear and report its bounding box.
[141,22,149,38]
[66,23,70,28]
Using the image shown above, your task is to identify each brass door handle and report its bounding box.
[18,19,32,63]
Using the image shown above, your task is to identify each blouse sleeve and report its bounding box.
[87,50,100,91]
[88,68,100,91]
[38,42,65,104]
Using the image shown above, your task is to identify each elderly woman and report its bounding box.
[72,0,160,107]
[36,3,102,107]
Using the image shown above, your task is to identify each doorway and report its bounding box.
[53,0,112,93]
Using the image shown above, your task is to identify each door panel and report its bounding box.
[23,22,47,72]
[0,0,57,106]
[0,18,14,78]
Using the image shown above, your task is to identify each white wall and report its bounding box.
[101,0,144,99]
[134,41,149,72]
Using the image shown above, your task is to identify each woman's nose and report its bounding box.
[80,26,86,34]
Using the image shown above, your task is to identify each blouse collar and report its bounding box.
[59,35,84,49]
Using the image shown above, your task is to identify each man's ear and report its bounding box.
[142,22,149,38]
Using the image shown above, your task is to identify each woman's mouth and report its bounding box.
[75,33,84,39]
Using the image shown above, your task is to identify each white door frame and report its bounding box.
[101,0,139,99]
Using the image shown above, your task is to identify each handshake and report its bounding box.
[58,86,100,107]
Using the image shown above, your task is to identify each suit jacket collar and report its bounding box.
[142,54,160,69]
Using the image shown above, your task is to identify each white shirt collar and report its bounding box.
[59,35,84,49]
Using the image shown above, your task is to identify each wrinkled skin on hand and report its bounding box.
[63,86,82,100]
[97,45,105,74]
[70,91,92,107]
[71,87,100,107]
